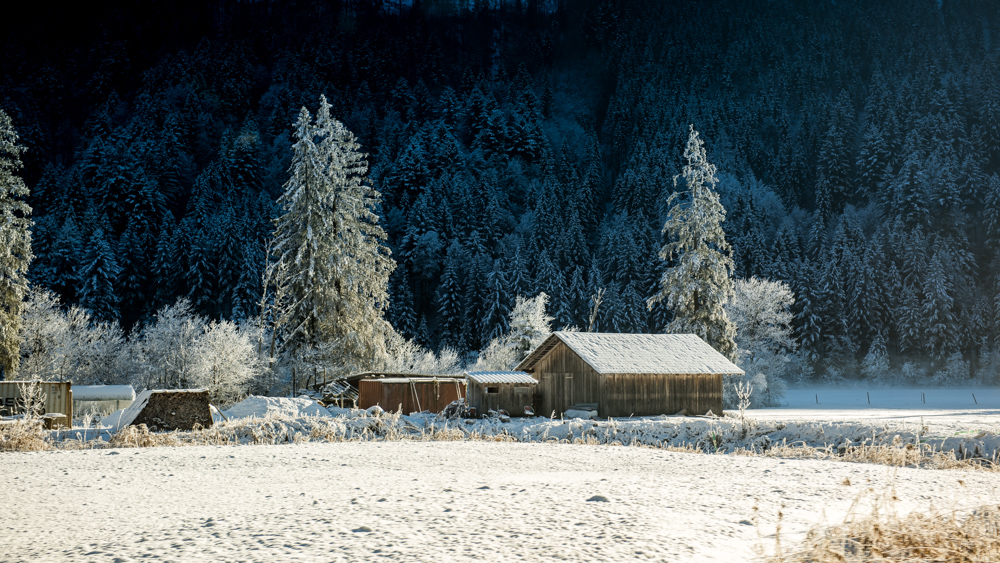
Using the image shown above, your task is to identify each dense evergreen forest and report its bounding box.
[4,0,1000,384]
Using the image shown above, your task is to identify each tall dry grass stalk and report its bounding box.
[0,382,50,452]
[761,441,999,472]
[767,497,1000,563]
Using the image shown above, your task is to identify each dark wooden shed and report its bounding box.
[357,376,466,414]
[515,332,743,418]
[465,371,538,417]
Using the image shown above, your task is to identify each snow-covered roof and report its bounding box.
[465,371,538,385]
[72,385,136,401]
[516,332,744,375]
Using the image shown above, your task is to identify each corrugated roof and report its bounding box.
[516,332,744,375]
[465,371,538,385]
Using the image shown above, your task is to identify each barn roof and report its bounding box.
[515,332,744,375]
[465,371,538,385]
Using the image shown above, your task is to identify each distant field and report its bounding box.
[749,387,1000,435]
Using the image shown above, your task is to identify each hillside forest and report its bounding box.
[3,0,1000,397]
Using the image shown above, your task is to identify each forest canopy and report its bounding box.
[3,0,999,385]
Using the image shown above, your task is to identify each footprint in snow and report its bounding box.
[586,495,609,502]
[352,526,372,533]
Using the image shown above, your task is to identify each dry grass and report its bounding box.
[759,441,999,472]
[2,408,998,478]
[0,418,49,452]
[0,382,51,452]
[768,498,1000,562]
[108,424,181,448]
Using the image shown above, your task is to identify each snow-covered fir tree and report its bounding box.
[648,126,737,361]
[0,110,32,376]
[507,292,553,363]
[266,96,395,372]
[77,227,121,323]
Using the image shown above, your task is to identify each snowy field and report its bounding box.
[3,440,998,562]
[749,386,1000,436]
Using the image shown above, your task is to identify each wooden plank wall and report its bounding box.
[531,342,601,417]
[357,380,383,410]
[0,381,73,427]
[599,373,722,417]
[468,382,535,416]
[362,380,466,414]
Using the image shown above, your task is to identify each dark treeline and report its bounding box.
[3,0,999,383]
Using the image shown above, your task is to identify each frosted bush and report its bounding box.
[18,288,128,384]
[383,330,461,374]
[899,362,925,384]
[931,352,969,385]
[190,320,263,408]
[861,336,891,387]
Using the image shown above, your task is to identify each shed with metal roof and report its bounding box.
[465,371,538,417]
[357,376,466,414]
[515,332,743,418]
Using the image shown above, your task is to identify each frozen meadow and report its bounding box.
[3,387,999,562]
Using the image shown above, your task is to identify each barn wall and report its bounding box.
[0,381,73,427]
[468,382,535,417]
[357,380,383,410]
[531,342,601,416]
[359,379,465,414]
[599,373,722,417]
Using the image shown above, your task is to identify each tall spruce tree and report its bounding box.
[0,111,32,377]
[648,126,737,361]
[266,96,395,371]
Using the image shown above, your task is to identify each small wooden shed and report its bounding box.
[357,376,466,414]
[515,332,743,418]
[465,371,538,417]
[0,381,73,428]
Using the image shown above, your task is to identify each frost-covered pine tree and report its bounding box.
[648,126,737,361]
[0,110,32,376]
[78,227,121,322]
[266,96,395,371]
[507,292,553,362]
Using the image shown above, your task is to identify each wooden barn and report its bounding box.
[465,371,538,417]
[515,332,743,418]
[357,376,465,414]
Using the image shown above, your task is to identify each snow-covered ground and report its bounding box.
[2,441,997,562]
[750,386,1000,435]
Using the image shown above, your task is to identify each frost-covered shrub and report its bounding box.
[899,362,925,384]
[931,352,969,385]
[133,299,207,390]
[783,351,814,385]
[473,292,553,372]
[190,320,263,408]
[974,350,1000,384]
[471,337,519,372]
[507,292,553,362]
[383,330,461,374]
[861,336,891,387]
[723,371,767,410]
[725,277,797,407]
[18,288,127,384]
[132,300,265,405]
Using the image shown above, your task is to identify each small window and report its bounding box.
[514,386,531,394]
[486,386,499,394]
